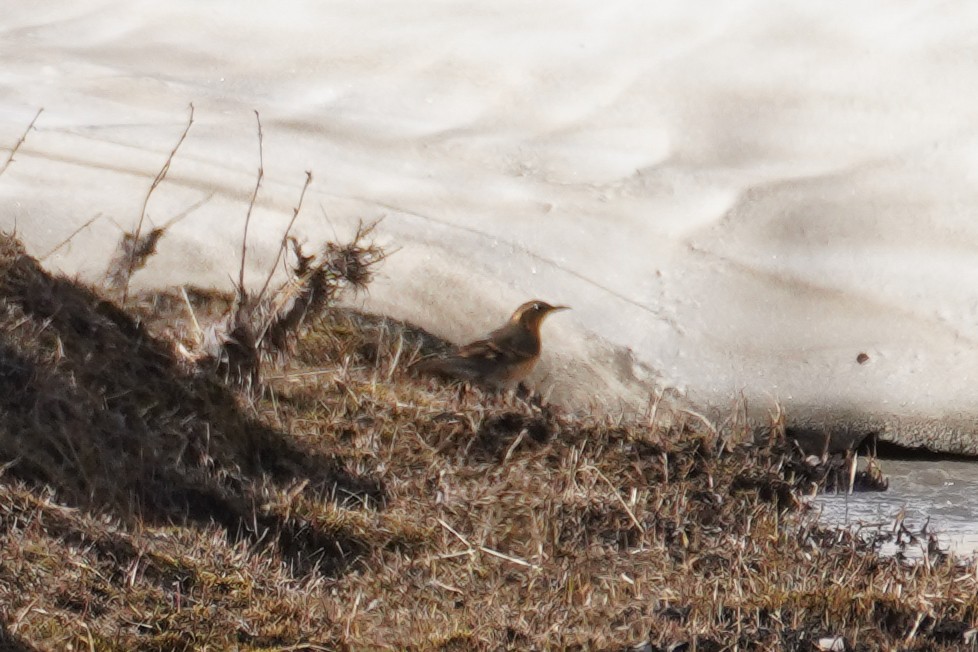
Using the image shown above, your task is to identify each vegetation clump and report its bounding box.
[1,231,977,651]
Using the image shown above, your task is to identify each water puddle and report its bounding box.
[814,458,978,558]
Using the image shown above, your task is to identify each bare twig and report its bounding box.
[105,192,212,284]
[0,108,43,177]
[40,213,103,261]
[160,191,215,230]
[239,110,264,295]
[122,103,195,304]
[106,227,168,292]
[256,170,312,303]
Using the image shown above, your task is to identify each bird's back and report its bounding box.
[413,322,541,386]
[477,321,540,361]
[411,299,563,387]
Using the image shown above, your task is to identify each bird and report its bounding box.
[411,300,569,388]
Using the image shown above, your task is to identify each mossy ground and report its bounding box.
[1,232,976,651]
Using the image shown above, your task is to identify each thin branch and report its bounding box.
[256,170,313,302]
[40,213,103,261]
[160,191,215,230]
[238,110,264,296]
[104,192,211,286]
[122,103,195,304]
[0,108,43,177]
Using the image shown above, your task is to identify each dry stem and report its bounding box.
[121,103,195,304]
[39,213,103,261]
[257,170,313,303]
[238,110,264,297]
[0,107,43,177]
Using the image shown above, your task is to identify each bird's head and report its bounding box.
[510,300,570,331]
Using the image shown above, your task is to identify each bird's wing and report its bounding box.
[455,337,508,361]
[412,323,540,384]
[411,342,493,381]
[479,323,539,362]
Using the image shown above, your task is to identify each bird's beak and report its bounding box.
[548,305,570,313]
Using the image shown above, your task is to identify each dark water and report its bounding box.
[814,459,978,558]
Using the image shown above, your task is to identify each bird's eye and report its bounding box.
[533,302,541,311]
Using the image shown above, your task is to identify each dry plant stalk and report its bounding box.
[104,192,213,290]
[210,111,267,388]
[115,103,195,303]
[215,217,386,387]
[257,170,313,302]
[239,110,264,294]
[105,227,168,292]
[0,107,42,177]
[39,213,103,261]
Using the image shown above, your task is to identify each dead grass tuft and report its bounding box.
[105,227,168,291]
[212,220,387,387]
[0,231,386,578]
[1,230,977,651]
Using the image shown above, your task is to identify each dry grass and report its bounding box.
[1,231,977,651]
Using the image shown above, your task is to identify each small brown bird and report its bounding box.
[412,300,569,387]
